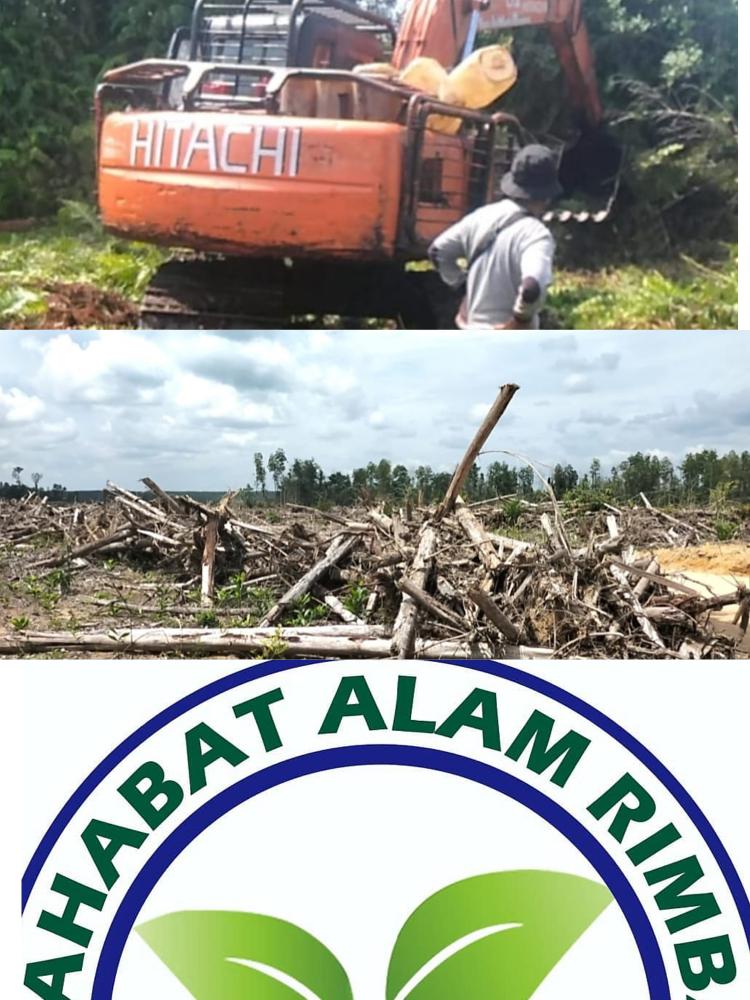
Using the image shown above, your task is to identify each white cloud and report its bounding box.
[540,334,578,353]
[0,386,45,425]
[557,352,620,373]
[37,332,170,404]
[563,373,593,393]
[219,430,261,449]
[0,330,746,491]
[302,363,359,396]
[170,374,280,427]
[308,331,333,352]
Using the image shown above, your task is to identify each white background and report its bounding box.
[4,660,750,999]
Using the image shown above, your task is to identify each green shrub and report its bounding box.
[286,594,328,626]
[548,249,737,330]
[715,520,736,542]
[561,483,616,513]
[343,581,369,618]
[195,610,220,628]
[502,499,523,526]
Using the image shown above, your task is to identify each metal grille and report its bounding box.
[400,98,523,252]
[190,5,292,67]
[489,123,522,200]
[187,0,393,66]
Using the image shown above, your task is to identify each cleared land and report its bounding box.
[1,484,747,660]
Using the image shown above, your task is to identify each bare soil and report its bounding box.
[6,282,138,330]
[653,543,750,577]
[650,547,750,655]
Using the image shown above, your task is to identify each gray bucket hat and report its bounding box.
[500,144,563,202]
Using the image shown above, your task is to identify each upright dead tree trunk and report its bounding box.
[435,383,519,520]
[391,525,437,658]
[201,513,220,606]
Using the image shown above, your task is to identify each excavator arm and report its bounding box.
[393,0,602,129]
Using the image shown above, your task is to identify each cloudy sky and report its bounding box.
[0,330,747,490]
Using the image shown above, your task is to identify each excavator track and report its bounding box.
[139,257,461,330]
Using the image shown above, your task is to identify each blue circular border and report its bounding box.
[92,745,669,999]
[23,658,750,958]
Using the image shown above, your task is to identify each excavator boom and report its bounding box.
[393,0,602,128]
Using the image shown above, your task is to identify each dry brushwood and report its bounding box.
[1,386,747,659]
[1,477,745,659]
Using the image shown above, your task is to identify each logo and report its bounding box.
[135,870,611,999]
[22,661,750,998]
[129,118,302,177]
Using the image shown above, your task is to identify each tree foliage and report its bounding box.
[497,0,737,256]
[241,448,750,509]
[0,1,193,218]
[4,448,748,509]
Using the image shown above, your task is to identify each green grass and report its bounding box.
[0,201,168,323]
[548,247,737,330]
[0,202,737,330]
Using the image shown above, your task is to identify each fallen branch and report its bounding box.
[397,577,466,629]
[323,593,365,625]
[455,499,502,574]
[28,526,134,570]
[467,586,523,644]
[0,627,549,659]
[260,533,360,626]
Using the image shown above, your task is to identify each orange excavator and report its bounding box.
[95,0,618,327]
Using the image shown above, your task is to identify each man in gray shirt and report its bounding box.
[429,145,561,329]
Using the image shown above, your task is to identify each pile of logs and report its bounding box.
[1,386,747,659]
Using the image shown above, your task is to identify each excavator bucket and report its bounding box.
[544,125,624,224]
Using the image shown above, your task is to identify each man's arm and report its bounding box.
[502,232,555,328]
[428,220,470,288]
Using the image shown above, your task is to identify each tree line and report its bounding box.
[244,448,750,508]
[0,466,68,500]
[4,448,747,506]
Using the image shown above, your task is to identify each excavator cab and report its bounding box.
[167,0,393,71]
[160,0,394,105]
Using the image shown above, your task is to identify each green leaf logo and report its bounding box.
[386,870,613,1000]
[138,870,612,999]
[137,911,354,1000]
